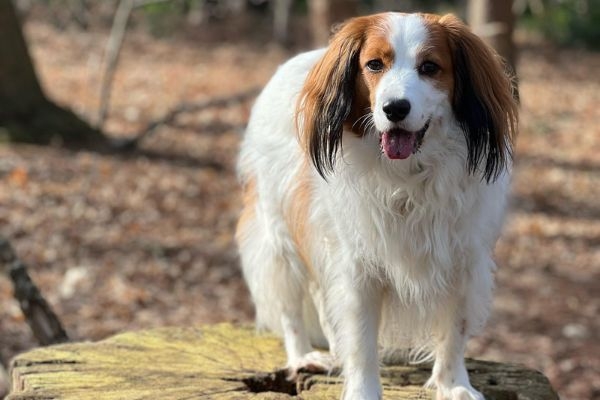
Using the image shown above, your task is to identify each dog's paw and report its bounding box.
[341,380,382,400]
[434,385,485,400]
[286,351,337,380]
[426,378,484,400]
[444,387,484,400]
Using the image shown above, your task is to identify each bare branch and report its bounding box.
[0,238,69,346]
[117,86,261,150]
[96,0,173,129]
[96,0,135,129]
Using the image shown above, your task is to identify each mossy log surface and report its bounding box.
[8,324,558,400]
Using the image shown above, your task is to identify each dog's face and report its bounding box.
[359,14,454,162]
[298,13,518,182]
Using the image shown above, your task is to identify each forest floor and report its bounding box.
[0,18,599,400]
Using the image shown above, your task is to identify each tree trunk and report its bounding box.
[0,0,106,146]
[309,0,359,46]
[0,0,46,117]
[467,0,517,72]
[7,324,559,399]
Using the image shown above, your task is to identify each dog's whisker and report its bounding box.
[353,113,373,130]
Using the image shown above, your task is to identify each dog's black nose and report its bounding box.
[382,99,411,122]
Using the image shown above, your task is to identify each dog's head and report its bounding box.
[297,13,518,182]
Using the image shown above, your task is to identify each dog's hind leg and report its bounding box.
[236,182,334,376]
[241,239,335,376]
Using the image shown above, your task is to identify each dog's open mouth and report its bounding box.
[380,119,430,160]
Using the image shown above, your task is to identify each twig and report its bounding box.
[96,0,135,129]
[0,238,69,346]
[117,86,261,150]
[96,0,172,129]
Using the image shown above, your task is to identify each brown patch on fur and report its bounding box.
[235,177,257,242]
[346,73,371,136]
[296,14,391,176]
[359,32,395,106]
[347,26,395,136]
[418,14,455,97]
[296,19,362,152]
[286,164,316,277]
[433,13,519,181]
[440,13,518,141]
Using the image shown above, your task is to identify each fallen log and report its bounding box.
[7,324,558,399]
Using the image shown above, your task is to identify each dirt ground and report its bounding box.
[0,18,598,400]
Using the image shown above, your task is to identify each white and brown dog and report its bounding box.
[236,12,518,400]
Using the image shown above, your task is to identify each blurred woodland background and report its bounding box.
[0,0,598,399]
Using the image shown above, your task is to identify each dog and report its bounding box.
[236,12,518,400]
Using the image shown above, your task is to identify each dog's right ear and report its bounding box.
[296,17,370,178]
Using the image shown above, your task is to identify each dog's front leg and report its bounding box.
[427,305,484,400]
[333,276,383,400]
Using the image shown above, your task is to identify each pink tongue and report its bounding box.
[381,131,416,159]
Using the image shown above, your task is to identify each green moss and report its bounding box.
[8,324,558,400]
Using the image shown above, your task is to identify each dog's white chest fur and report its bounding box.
[315,130,500,295]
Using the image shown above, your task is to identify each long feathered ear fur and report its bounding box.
[296,18,368,178]
[440,14,519,183]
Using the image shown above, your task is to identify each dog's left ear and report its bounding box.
[440,14,519,183]
[296,17,368,179]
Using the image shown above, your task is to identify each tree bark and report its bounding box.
[467,0,517,72]
[0,0,46,117]
[7,324,559,399]
[0,0,106,146]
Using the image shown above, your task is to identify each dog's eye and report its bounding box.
[418,61,440,76]
[366,59,384,72]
